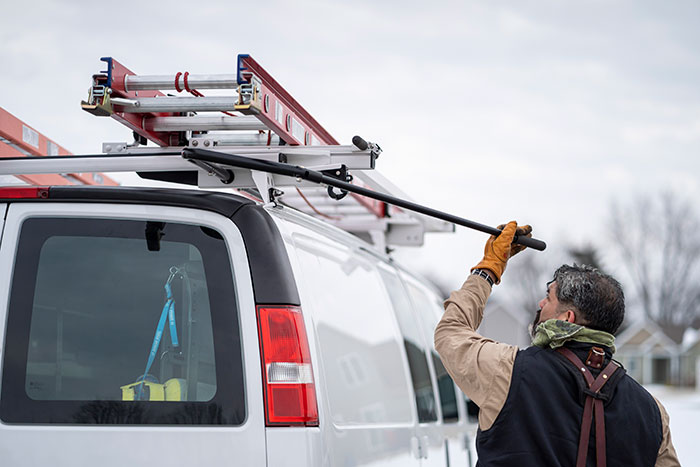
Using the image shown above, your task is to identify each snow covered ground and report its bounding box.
[646,385,700,465]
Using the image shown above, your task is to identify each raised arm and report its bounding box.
[434,221,530,430]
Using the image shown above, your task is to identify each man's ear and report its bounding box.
[557,309,576,323]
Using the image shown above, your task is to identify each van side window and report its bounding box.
[1,218,245,425]
[465,395,480,423]
[377,268,438,423]
[405,282,460,423]
[293,242,414,425]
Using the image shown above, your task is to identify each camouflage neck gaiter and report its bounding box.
[532,319,616,354]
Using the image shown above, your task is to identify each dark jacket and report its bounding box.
[476,343,662,466]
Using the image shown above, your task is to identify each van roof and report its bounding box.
[2,185,254,218]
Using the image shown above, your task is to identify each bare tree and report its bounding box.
[568,244,605,271]
[609,192,700,330]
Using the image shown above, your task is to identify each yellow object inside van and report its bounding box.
[120,378,187,401]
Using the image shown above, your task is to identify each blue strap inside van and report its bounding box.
[136,271,181,400]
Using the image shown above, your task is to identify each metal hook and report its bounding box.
[167,266,181,284]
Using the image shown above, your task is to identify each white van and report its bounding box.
[0,185,477,466]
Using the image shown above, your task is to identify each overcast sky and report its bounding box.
[2,0,699,294]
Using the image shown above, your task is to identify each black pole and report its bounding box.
[183,147,547,251]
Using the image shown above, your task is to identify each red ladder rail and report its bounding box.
[0,106,117,186]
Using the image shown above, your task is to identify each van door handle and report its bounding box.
[410,436,422,459]
[421,435,430,459]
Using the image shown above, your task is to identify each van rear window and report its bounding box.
[1,218,245,425]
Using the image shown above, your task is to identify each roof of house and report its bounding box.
[682,328,700,353]
[659,323,688,344]
[615,318,679,355]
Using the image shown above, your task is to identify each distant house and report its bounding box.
[615,319,683,386]
[680,330,700,388]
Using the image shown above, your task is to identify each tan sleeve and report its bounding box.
[434,274,518,431]
[653,396,681,467]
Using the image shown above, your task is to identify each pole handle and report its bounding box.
[352,135,368,150]
[513,234,546,251]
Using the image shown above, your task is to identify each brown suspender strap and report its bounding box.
[594,392,606,467]
[578,396,595,466]
[556,347,620,467]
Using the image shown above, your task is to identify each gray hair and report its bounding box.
[551,264,625,335]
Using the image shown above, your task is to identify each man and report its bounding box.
[434,221,680,466]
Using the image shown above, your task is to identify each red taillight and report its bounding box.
[0,187,49,199]
[257,305,318,426]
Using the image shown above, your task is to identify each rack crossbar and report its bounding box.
[0,144,375,175]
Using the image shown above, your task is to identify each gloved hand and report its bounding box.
[472,221,532,284]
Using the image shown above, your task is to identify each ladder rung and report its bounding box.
[145,115,267,132]
[112,96,238,113]
[125,74,237,91]
[190,133,281,146]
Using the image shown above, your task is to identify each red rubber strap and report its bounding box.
[174,72,183,93]
[183,71,191,92]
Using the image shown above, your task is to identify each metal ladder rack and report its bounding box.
[4,55,456,249]
[78,54,455,248]
[81,55,338,147]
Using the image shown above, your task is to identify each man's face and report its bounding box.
[531,281,568,336]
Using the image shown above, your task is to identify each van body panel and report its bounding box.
[272,214,421,466]
[266,427,324,466]
[443,422,476,467]
[270,205,479,465]
[0,202,266,465]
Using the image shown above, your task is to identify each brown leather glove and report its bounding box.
[471,221,532,284]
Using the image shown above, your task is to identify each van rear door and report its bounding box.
[0,202,265,466]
